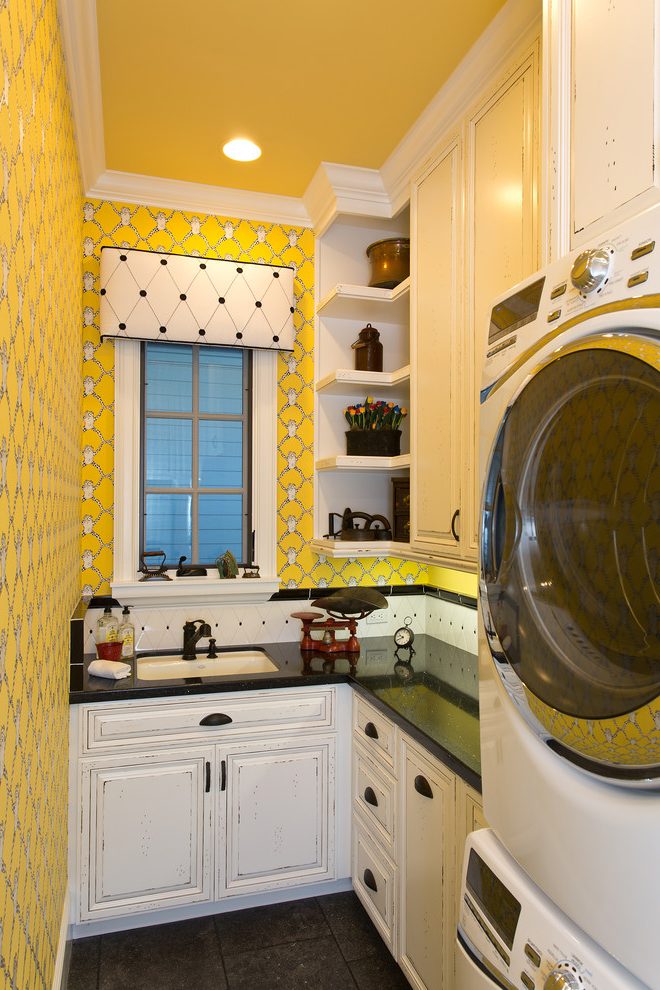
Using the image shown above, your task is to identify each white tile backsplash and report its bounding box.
[83,593,476,656]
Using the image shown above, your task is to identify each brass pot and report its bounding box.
[366,238,410,289]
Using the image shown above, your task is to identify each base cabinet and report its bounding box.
[221,737,334,896]
[81,750,214,920]
[399,740,454,990]
[72,689,340,926]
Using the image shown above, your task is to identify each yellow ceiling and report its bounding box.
[97,0,507,198]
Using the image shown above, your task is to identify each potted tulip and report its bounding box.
[344,397,408,456]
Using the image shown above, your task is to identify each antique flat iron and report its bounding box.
[326,508,392,542]
[139,550,171,581]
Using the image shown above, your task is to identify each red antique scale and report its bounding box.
[291,589,388,665]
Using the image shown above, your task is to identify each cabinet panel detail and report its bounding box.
[83,751,213,919]
[222,737,335,895]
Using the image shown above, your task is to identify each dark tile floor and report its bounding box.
[66,892,410,990]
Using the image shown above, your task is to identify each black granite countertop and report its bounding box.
[70,635,481,790]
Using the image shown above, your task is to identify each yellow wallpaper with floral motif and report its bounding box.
[0,1,82,988]
[81,202,426,593]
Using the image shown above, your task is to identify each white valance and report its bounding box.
[99,246,295,351]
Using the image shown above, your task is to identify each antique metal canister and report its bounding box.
[351,323,383,372]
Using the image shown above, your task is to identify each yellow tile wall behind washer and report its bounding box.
[81,203,427,592]
[0,1,82,987]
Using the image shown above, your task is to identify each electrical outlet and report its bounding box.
[366,608,388,625]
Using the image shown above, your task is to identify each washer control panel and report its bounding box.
[457,830,646,990]
[482,202,660,392]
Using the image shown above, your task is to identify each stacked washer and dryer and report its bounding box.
[456,206,660,990]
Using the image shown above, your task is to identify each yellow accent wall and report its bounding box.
[426,565,478,599]
[0,2,82,987]
[82,203,428,593]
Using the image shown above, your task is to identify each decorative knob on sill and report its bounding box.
[570,248,611,294]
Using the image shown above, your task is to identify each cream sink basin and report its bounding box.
[137,649,278,681]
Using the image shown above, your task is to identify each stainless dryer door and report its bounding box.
[481,334,659,780]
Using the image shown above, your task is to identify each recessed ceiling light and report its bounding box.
[223,138,261,162]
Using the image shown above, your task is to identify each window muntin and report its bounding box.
[140,343,252,566]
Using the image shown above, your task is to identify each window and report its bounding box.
[113,340,277,603]
[141,343,252,566]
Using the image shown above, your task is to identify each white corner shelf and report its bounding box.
[317,277,410,322]
[316,365,410,397]
[310,538,412,559]
[315,454,411,472]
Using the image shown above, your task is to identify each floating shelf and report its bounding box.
[317,277,410,322]
[316,365,410,397]
[315,453,411,472]
[310,538,412,559]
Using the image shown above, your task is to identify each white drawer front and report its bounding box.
[82,689,335,753]
[352,822,396,952]
[353,696,397,773]
[353,743,397,855]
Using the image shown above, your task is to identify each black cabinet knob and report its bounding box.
[414,774,434,799]
[363,868,378,892]
[199,713,233,726]
[364,722,379,739]
[364,786,378,807]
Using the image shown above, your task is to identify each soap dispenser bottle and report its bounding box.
[96,606,119,643]
[119,605,135,659]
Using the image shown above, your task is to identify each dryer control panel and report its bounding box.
[457,830,647,990]
[482,202,660,393]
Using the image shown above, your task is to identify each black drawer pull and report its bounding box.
[205,761,211,793]
[363,868,378,893]
[220,759,227,792]
[364,786,379,807]
[199,713,233,726]
[451,508,460,542]
[414,774,434,799]
[364,722,379,739]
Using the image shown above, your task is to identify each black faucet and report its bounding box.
[182,619,212,660]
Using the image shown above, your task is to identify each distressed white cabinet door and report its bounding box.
[464,47,539,559]
[399,739,455,990]
[82,749,214,920]
[546,0,659,253]
[220,736,335,896]
[410,135,463,559]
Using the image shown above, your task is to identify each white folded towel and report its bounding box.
[88,659,132,680]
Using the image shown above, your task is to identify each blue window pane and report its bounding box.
[198,420,243,488]
[199,348,243,415]
[145,493,192,563]
[199,494,243,562]
[146,343,192,412]
[146,418,192,487]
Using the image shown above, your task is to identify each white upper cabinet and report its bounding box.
[546,0,660,255]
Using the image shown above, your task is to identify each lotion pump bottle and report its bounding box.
[119,605,135,659]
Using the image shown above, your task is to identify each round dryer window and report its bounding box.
[481,337,659,774]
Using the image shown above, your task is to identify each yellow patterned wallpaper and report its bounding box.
[81,202,426,593]
[0,1,82,988]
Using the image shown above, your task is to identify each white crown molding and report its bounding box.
[380,0,541,214]
[303,162,393,236]
[88,169,312,227]
[57,0,105,192]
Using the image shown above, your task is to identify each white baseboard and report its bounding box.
[52,896,70,990]
[70,876,352,939]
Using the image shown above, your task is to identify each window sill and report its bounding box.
[111,575,280,607]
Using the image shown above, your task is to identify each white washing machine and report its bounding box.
[478,206,659,989]
[456,829,648,990]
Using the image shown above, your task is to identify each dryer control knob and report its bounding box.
[570,248,611,293]
[544,966,583,990]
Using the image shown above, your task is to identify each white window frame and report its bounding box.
[112,341,279,605]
